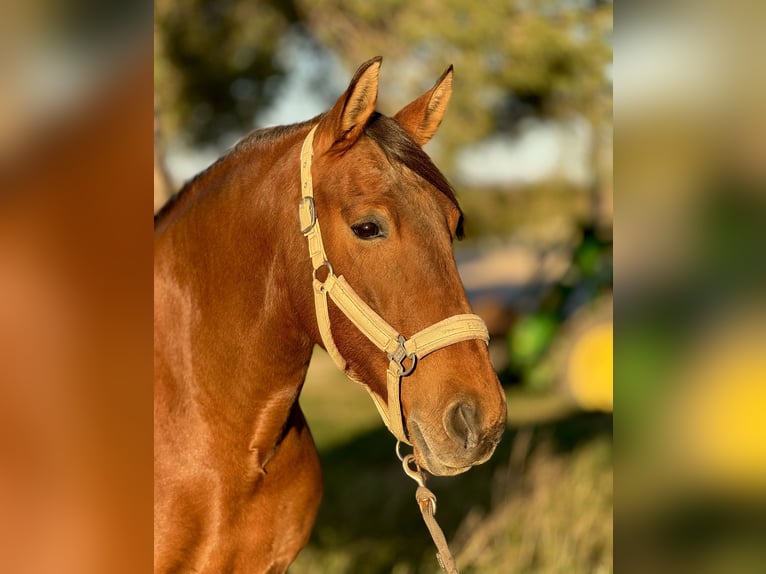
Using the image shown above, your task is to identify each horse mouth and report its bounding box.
[408,420,485,477]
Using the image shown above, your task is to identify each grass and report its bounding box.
[293,348,612,573]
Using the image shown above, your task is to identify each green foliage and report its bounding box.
[510,313,558,366]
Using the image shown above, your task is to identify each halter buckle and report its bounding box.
[299,197,316,234]
[388,335,417,376]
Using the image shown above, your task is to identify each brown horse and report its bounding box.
[154,57,506,573]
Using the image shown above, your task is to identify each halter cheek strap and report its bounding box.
[298,125,489,445]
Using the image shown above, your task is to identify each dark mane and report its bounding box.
[155,113,464,237]
[364,113,464,238]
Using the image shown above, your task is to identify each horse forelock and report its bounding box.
[363,113,464,239]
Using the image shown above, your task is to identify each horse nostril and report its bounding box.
[444,401,480,450]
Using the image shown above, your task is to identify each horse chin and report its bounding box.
[408,421,473,477]
[417,454,472,477]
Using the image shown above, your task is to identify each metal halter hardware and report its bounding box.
[312,260,334,285]
[389,335,417,377]
[298,197,317,234]
[298,124,490,445]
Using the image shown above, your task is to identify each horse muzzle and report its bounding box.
[408,398,506,477]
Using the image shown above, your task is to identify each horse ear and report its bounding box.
[315,56,381,154]
[394,65,453,146]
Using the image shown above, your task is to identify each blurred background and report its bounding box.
[154,1,613,572]
[614,2,766,573]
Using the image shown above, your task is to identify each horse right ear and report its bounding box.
[315,57,381,154]
[394,65,453,146]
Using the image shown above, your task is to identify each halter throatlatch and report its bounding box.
[298,125,490,445]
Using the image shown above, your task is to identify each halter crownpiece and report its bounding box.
[298,125,490,445]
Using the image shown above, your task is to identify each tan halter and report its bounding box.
[298,125,490,445]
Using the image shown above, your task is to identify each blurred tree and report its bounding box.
[298,1,610,156]
[154,0,302,147]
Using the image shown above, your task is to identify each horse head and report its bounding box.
[298,58,506,476]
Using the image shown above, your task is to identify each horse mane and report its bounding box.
[154,113,463,238]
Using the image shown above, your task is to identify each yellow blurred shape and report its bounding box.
[679,339,766,493]
[567,322,613,412]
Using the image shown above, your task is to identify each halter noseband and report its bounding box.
[298,125,490,445]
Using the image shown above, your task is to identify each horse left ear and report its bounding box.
[394,65,453,146]
[315,56,381,154]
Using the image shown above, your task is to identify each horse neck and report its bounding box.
[154,127,316,451]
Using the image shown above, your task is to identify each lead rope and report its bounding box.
[397,443,460,574]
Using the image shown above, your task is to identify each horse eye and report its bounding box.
[352,221,382,240]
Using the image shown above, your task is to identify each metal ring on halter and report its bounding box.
[400,353,417,376]
[312,260,334,285]
[389,335,417,376]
